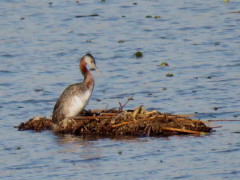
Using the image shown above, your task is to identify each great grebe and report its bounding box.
[52,53,100,124]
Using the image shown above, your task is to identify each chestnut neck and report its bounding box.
[80,57,94,88]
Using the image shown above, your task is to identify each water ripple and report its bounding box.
[0,0,240,179]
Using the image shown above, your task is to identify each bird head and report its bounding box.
[83,53,100,74]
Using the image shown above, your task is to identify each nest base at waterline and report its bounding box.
[16,108,212,137]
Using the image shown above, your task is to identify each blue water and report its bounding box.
[1,0,240,179]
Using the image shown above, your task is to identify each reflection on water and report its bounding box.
[0,0,240,179]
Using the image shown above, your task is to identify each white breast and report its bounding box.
[66,90,92,117]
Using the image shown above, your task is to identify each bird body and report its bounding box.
[52,54,99,124]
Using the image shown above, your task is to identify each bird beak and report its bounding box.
[94,66,100,73]
[91,64,102,76]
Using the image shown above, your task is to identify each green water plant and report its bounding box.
[158,62,169,66]
[134,51,143,58]
[118,40,125,43]
[166,73,174,77]
[145,15,152,18]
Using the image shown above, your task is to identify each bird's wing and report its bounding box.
[53,83,86,112]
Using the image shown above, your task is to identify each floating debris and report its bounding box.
[134,51,143,58]
[145,15,161,19]
[230,11,240,13]
[118,40,125,43]
[34,88,44,92]
[145,15,152,18]
[118,151,123,155]
[166,73,174,77]
[75,14,99,18]
[158,62,169,67]
[213,107,219,111]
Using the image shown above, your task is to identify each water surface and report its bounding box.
[0,0,240,179]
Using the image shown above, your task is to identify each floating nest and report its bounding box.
[16,106,212,137]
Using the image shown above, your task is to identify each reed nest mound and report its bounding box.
[17,106,212,137]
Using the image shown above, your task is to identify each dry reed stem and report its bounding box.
[162,127,205,134]
[208,120,240,122]
[112,117,158,128]
[100,113,118,116]
[73,116,113,120]
[91,109,113,113]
